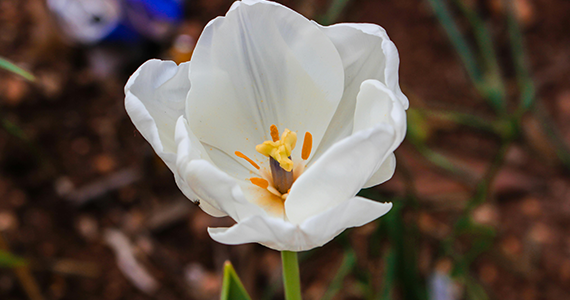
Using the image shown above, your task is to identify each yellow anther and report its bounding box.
[301,132,312,160]
[235,151,260,169]
[256,128,297,172]
[250,177,269,189]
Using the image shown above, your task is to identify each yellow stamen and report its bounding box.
[235,151,260,169]
[250,177,269,189]
[256,128,297,172]
[270,124,279,142]
[301,132,312,160]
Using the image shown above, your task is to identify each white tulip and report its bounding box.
[125,0,408,251]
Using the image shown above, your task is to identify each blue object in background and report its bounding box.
[48,0,184,45]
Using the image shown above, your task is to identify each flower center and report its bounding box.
[234,124,313,200]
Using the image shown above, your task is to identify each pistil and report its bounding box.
[270,157,294,194]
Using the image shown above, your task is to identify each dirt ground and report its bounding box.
[1,0,570,299]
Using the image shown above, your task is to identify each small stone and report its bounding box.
[135,236,154,255]
[184,263,221,298]
[472,204,499,227]
[418,212,449,238]
[435,258,453,274]
[501,235,522,256]
[528,223,553,244]
[515,0,535,27]
[520,197,542,217]
[92,154,116,173]
[479,263,498,284]
[37,71,63,99]
[76,215,98,241]
[0,211,18,231]
[54,177,74,197]
[2,77,28,106]
[123,210,145,233]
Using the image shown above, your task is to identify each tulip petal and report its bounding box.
[174,116,226,217]
[353,80,406,146]
[208,196,392,251]
[363,153,396,189]
[185,0,344,173]
[352,80,406,188]
[125,59,190,171]
[177,158,268,222]
[313,22,408,162]
[285,123,396,224]
[320,23,408,109]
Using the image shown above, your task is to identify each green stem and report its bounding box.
[281,251,302,300]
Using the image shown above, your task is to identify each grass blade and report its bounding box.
[0,57,35,81]
[321,250,357,300]
[450,0,506,112]
[505,3,535,112]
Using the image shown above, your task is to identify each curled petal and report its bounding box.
[177,158,267,222]
[125,60,228,215]
[313,22,408,163]
[363,153,396,189]
[285,123,396,225]
[319,23,408,109]
[352,80,406,188]
[353,79,406,147]
[174,117,226,217]
[125,59,190,171]
[208,196,392,251]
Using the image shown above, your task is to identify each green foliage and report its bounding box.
[220,261,252,300]
[0,57,35,81]
[0,250,27,268]
[320,0,352,25]
[321,249,357,300]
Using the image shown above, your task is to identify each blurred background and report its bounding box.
[0,0,569,299]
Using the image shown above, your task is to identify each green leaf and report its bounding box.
[0,57,35,81]
[221,261,252,300]
[0,250,27,268]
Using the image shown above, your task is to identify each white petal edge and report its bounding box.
[353,79,407,149]
[208,196,392,251]
[125,59,190,171]
[185,0,345,173]
[363,153,396,189]
[174,116,226,217]
[177,158,268,222]
[311,22,408,164]
[319,23,408,109]
[353,80,406,188]
[124,60,228,216]
[285,123,397,225]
